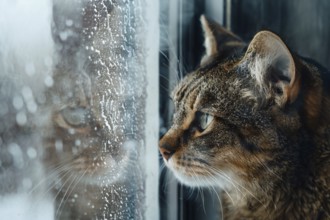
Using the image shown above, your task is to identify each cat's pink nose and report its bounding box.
[159,145,175,161]
[159,129,180,161]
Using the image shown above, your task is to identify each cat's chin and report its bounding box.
[172,170,236,189]
[167,160,237,189]
[88,155,132,186]
[172,171,216,187]
[68,148,133,187]
[81,170,125,186]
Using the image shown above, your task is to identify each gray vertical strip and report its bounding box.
[167,0,179,219]
[145,0,160,219]
[168,0,179,92]
[205,0,224,24]
[226,0,232,30]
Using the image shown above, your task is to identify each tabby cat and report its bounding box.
[41,1,143,219]
[159,15,330,219]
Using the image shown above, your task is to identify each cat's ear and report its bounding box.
[240,31,300,106]
[200,15,245,65]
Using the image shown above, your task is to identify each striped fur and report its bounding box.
[159,16,330,219]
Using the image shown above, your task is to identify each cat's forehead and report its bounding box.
[172,63,239,112]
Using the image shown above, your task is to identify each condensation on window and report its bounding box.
[0,0,159,219]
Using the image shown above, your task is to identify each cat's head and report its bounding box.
[41,1,143,188]
[159,15,316,189]
[42,65,134,187]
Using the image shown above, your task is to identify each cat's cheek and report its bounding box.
[165,158,208,187]
[82,157,128,186]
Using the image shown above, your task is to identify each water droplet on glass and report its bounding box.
[27,100,37,113]
[44,75,54,87]
[55,139,63,153]
[44,56,53,67]
[72,147,78,155]
[59,31,68,41]
[65,19,73,27]
[21,86,33,101]
[75,139,81,146]
[25,63,35,76]
[22,178,32,190]
[37,93,46,104]
[16,111,27,126]
[12,95,24,110]
[68,128,75,134]
[8,143,24,169]
[0,103,9,116]
[27,147,37,159]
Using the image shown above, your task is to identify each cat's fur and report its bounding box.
[42,1,143,219]
[159,15,330,219]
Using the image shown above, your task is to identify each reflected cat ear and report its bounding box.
[200,15,245,65]
[240,31,300,106]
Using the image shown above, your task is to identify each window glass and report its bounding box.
[0,0,159,219]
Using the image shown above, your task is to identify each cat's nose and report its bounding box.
[159,128,182,161]
[159,143,176,161]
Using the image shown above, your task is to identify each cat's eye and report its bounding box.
[195,112,214,131]
[60,107,90,127]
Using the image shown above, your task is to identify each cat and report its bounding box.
[159,15,330,219]
[0,0,146,219]
[41,1,144,219]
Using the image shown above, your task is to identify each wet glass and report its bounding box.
[0,0,159,219]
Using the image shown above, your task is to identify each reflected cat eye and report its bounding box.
[60,107,90,127]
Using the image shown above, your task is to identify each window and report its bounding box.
[159,1,224,220]
[0,0,158,219]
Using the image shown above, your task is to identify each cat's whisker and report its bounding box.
[55,169,87,219]
[160,39,187,87]
[54,172,76,218]
[205,166,261,205]
[217,171,267,208]
[53,171,75,201]
[28,167,74,212]
[28,162,70,194]
[159,167,174,194]
[196,170,224,219]
[64,168,88,199]
[205,169,238,204]
[28,159,77,194]
[160,84,171,96]
[199,186,207,215]
[159,45,185,81]
[162,169,177,193]
[251,157,284,204]
[29,162,76,206]
[203,170,222,194]
[159,162,167,175]
[253,154,283,182]
[207,177,224,220]
[190,168,202,201]
[206,166,242,195]
[43,167,74,196]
